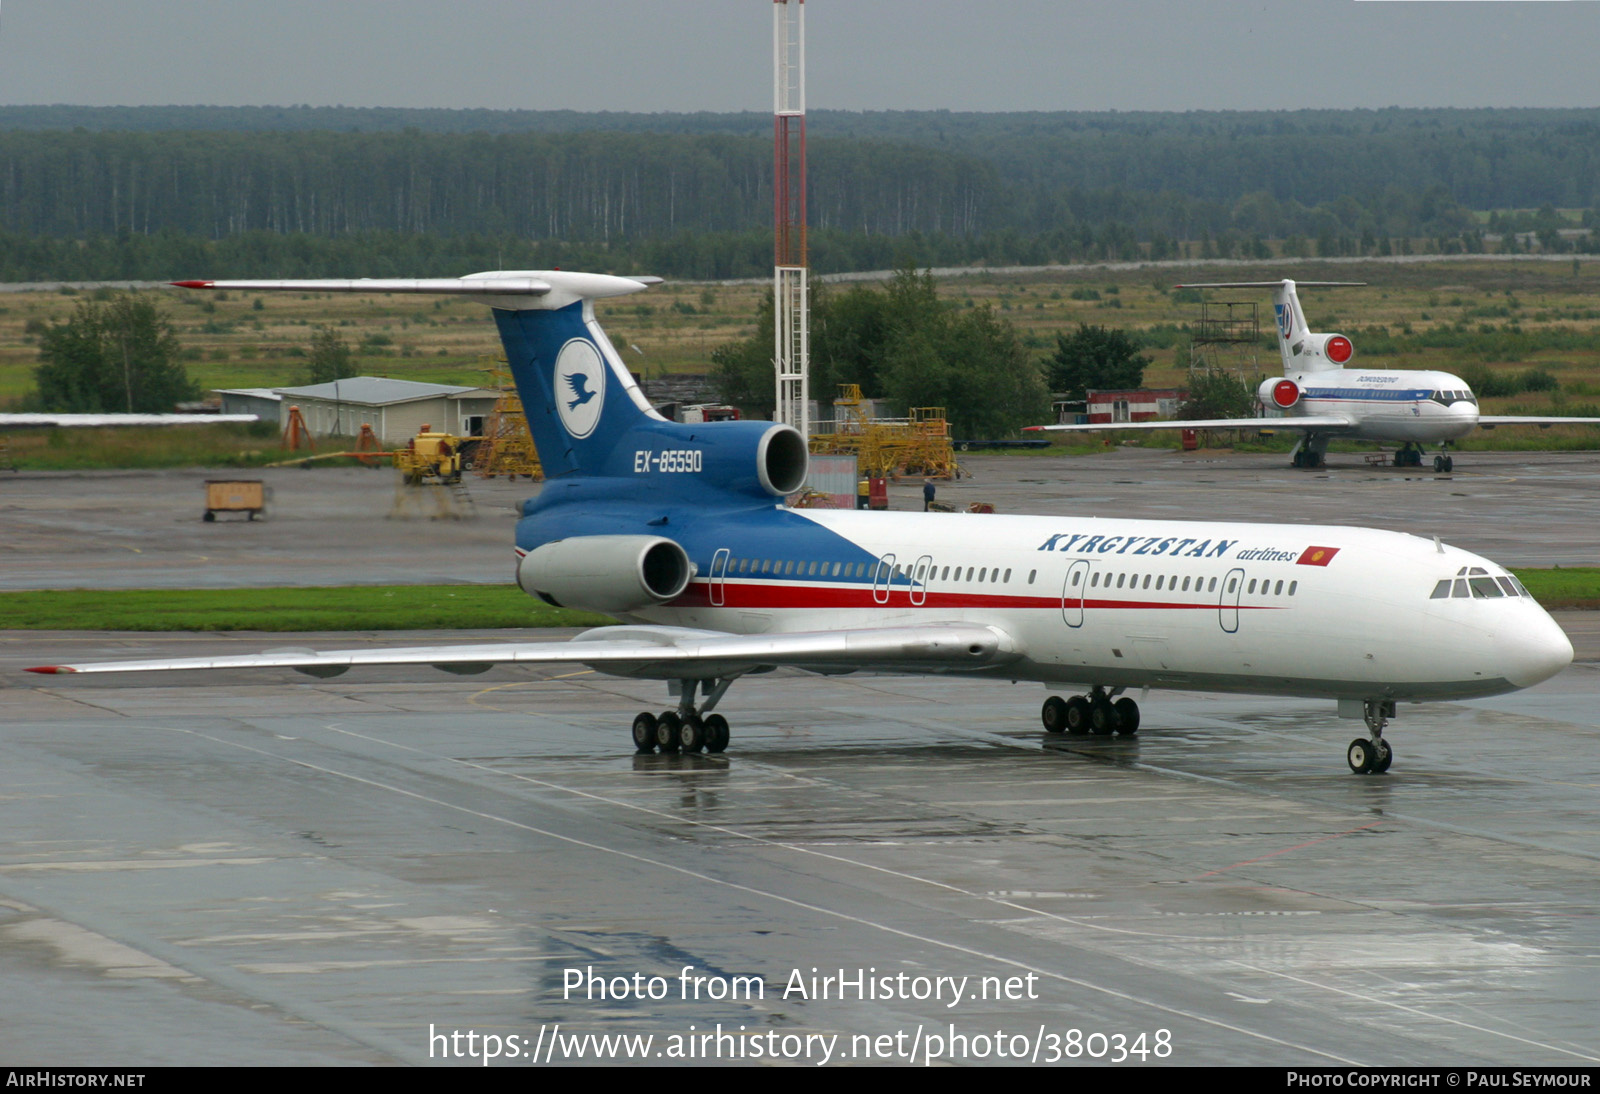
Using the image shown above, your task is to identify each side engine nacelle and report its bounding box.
[1260,377,1302,409]
[517,535,692,614]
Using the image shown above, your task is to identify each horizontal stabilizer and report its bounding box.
[172,277,554,296]
[1175,281,1365,289]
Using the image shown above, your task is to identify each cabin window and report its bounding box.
[1247,579,1256,594]
[1091,573,1100,587]
[915,562,927,580]
[1274,580,1283,595]
[1142,575,1151,590]
[1227,577,1237,593]
[1070,571,1081,587]
[1155,576,1164,591]
[1288,581,1297,595]
[978,568,988,582]
[966,567,975,582]
[1004,568,1012,582]
[1117,574,1126,589]
[1028,570,1036,584]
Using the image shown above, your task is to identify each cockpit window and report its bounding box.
[1430,389,1478,406]
[1436,568,1529,599]
[1469,577,1504,598]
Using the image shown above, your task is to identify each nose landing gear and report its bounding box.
[1347,699,1395,774]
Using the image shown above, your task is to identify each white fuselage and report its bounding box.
[643,509,1571,702]
[1285,367,1480,443]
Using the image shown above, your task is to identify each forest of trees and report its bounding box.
[0,106,1597,282]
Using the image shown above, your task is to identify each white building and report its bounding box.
[271,378,500,444]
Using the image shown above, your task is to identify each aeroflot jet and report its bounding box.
[26,272,1575,774]
[1027,280,1600,470]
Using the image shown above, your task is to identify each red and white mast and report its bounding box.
[773,0,808,437]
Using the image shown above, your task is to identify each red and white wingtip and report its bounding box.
[25,666,76,674]
[170,280,215,289]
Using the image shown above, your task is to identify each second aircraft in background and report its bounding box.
[1027,279,1600,471]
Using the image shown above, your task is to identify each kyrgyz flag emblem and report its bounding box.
[1296,546,1340,566]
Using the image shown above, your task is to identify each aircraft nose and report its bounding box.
[1503,610,1574,688]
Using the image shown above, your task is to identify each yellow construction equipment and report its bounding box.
[809,384,959,480]
[474,359,543,480]
[394,425,466,485]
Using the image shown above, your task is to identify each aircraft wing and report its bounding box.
[1025,415,1353,433]
[26,623,1022,680]
[1475,416,1600,429]
[0,414,258,427]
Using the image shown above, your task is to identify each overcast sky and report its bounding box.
[0,1,1595,114]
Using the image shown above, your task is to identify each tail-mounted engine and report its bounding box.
[517,535,692,614]
[1290,332,1354,370]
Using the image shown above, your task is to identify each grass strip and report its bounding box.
[0,584,613,632]
[1509,568,1600,610]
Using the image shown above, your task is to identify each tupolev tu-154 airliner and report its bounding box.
[1027,279,1600,471]
[27,271,1574,774]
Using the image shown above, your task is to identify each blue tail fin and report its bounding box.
[486,271,666,477]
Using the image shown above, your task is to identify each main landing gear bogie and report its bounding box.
[631,679,734,756]
[1042,688,1138,738]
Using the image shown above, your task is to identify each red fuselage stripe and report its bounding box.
[670,580,1277,611]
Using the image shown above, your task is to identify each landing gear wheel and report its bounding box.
[1064,696,1091,735]
[1090,698,1120,736]
[1371,739,1393,774]
[1112,697,1140,735]
[1347,738,1376,774]
[704,714,730,753]
[1041,696,1070,734]
[1433,454,1445,472]
[679,715,706,754]
[631,712,658,753]
[655,711,682,753]
[1443,455,1454,472]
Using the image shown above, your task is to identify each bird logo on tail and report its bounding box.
[564,371,597,412]
[552,338,605,440]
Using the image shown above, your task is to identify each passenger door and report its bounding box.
[1061,560,1090,628]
